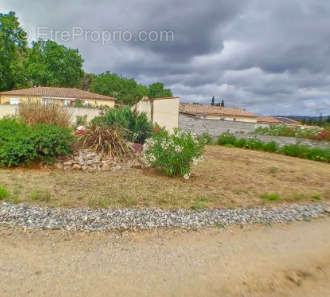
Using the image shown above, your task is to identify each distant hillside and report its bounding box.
[279,115,330,127]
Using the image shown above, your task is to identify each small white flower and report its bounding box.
[175,145,183,153]
[183,173,190,180]
[161,140,169,150]
[148,154,156,162]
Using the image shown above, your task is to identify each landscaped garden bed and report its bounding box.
[0,103,329,214]
[0,146,329,210]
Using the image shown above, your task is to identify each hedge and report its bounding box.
[216,133,330,163]
[0,118,74,167]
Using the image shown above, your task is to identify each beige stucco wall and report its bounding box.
[0,95,41,104]
[0,95,115,108]
[133,97,180,132]
[132,98,152,121]
[152,98,179,132]
[84,99,115,108]
[204,114,257,123]
[0,105,104,124]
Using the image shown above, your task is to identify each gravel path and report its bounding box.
[1,202,329,231]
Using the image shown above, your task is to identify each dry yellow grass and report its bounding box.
[0,146,329,209]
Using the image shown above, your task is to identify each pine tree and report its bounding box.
[211,96,215,106]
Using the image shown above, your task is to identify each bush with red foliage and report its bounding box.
[316,128,330,141]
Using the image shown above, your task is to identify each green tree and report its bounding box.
[0,11,27,91]
[25,40,84,87]
[80,72,96,91]
[147,82,173,98]
[91,72,148,105]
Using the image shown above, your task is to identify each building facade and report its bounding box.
[133,96,180,132]
[179,103,257,123]
[0,87,116,108]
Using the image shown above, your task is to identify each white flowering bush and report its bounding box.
[143,129,206,178]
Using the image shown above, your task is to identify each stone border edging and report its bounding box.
[1,203,329,232]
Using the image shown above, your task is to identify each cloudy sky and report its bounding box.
[2,0,330,115]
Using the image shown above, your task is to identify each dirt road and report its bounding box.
[1,218,330,297]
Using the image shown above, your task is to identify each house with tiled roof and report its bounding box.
[179,103,257,123]
[0,86,116,108]
[257,116,302,126]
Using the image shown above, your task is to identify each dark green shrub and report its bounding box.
[263,141,279,152]
[198,133,213,144]
[245,138,264,150]
[280,144,310,158]
[30,124,74,163]
[144,129,205,178]
[216,133,236,145]
[281,145,330,162]
[0,119,74,167]
[0,119,36,167]
[234,138,247,148]
[215,132,330,163]
[91,107,152,143]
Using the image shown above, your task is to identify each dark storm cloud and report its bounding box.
[2,0,330,115]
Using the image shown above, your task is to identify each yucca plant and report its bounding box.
[77,124,132,158]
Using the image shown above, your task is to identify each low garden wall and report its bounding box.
[0,105,102,123]
[179,114,260,135]
[179,114,330,149]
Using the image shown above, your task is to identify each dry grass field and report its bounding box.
[0,145,329,209]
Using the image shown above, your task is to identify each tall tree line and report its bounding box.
[0,11,172,105]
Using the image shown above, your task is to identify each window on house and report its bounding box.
[10,98,20,105]
[42,98,54,105]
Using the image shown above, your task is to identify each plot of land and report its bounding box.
[0,146,329,209]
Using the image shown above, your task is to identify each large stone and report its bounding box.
[55,163,63,169]
[72,164,81,170]
[86,153,97,160]
[101,164,111,171]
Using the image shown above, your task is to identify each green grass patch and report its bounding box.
[311,194,322,201]
[29,190,52,202]
[87,196,110,208]
[191,196,210,210]
[268,167,279,174]
[0,186,10,201]
[261,193,280,201]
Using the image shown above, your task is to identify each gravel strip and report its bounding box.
[0,203,329,232]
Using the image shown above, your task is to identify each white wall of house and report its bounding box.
[133,97,180,132]
[152,98,179,132]
[203,115,257,123]
[0,105,103,123]
[133,97,152,121]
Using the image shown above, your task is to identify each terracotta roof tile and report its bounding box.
[179,103,257,118]
[257,116,283,124]
[0,87,116,101]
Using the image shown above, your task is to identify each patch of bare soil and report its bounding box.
[0,218,330,297]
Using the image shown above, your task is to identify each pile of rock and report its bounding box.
[55,148,146,172]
